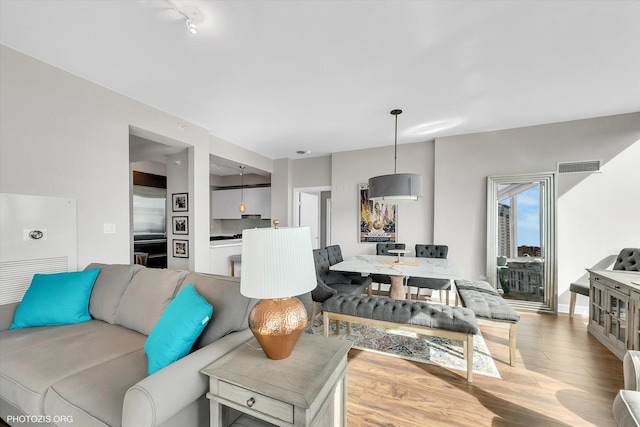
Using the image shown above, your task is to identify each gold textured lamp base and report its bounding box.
[248,297,308,360]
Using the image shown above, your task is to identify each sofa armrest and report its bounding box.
[122,329,253,427]
[624,351,640,391]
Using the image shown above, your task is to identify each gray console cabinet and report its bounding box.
[588,269,640,360]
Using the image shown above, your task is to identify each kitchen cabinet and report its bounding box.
[588,269,640,360]
[212,187,271,220]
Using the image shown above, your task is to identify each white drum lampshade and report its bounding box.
[240,222,317,359]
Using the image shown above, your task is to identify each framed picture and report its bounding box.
[358,183,397,243]
[173,239,189,258]
[172,193,188,212]
[172,216,188,235]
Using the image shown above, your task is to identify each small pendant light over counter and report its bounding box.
[239,165,246,213]
[368,109,423,202]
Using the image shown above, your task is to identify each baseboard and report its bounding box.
[558,303,588,316]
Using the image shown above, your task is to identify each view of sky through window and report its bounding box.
[517,186,540,246]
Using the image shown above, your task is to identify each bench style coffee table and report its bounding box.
[330,254,462,300]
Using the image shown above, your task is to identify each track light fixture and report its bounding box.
[167,1,198,34]
[186,19,197,34]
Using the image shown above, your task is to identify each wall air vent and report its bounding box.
[557,160,602,174]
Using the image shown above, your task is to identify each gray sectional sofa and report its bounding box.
[0,263,256,427]
[614,350,640,426]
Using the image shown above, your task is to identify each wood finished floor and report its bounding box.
[345,311,623,427]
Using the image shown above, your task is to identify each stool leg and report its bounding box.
[347,322,352,335]
[445,290,450,306]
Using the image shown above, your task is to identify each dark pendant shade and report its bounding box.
[368,109,423,202]
[368,173,423,202]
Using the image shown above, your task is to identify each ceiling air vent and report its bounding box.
[557,160,601,174]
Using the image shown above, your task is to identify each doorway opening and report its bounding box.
[293,186,331,250]
[129,130,188,269]
[487,172,557,314]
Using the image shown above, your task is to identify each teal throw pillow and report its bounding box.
[144,283,213,375]
[9,268,100,329]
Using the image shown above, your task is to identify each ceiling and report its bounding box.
[1,1,639,161]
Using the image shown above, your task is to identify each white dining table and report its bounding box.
[330,254,462,300]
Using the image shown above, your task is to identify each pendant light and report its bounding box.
[367,109,423,202]
[239,165,246,213]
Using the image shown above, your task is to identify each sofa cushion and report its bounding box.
[145,284,213,375]
[177,273,256,349]
[87,263,144,324]
[10,269,100,329]
[45,350,147,427]
[115,268,187,335]
[0,321,145,417]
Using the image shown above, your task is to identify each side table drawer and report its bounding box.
[219,381,294,424]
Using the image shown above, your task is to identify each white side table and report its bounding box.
[202,333,351,427]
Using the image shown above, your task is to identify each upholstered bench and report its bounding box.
[322,294,479,381]
[454,279,520,367]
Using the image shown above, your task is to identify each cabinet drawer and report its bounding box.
[219,381,294,424]
[592,275,630,296]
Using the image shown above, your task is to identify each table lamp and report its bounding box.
[240,220,316,359]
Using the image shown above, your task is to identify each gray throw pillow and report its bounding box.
[115,268,187,335]
[87,263,144,324]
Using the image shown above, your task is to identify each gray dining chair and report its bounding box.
[326,244,371,294]
[570,248,640,318]
[406,244,451,304]
[369,243,406,296]
[310,248,371,324]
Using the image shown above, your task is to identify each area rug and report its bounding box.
[306,317,501,379]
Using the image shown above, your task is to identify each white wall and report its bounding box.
[131,160,167,176]
[292,156,332,188]
[271,156,332,227]
[209,135,273,174]
[331,142,433,259]
[271,158,293,226]
[0,46,211,271]
[434,113,640,313]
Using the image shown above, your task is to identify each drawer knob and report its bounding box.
[246,397,255,408]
